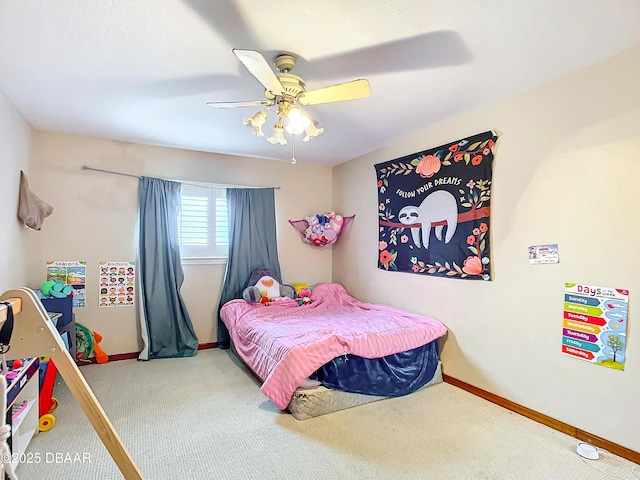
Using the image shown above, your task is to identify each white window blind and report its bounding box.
[178,184,229,259]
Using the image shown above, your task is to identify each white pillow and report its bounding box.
[255,275,281,300]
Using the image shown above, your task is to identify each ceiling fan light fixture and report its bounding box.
[284,106,312,135]
[303,123,324,142]
[243,110,267,136]
[267,122,288,145]
[208,49,372,163]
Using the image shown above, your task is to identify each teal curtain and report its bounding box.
[138,176,198,360]
[217,188,281,349]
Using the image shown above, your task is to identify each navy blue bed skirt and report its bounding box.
[311,339,440,397]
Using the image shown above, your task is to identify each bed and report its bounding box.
[220,283,447,418]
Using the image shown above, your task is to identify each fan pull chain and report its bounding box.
[291,133,297,164]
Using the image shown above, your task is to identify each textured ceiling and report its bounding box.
[1,1,639,167]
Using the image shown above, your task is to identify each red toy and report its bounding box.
[38,357,58,431]
[93,332,109,364]
[259,293,271,306]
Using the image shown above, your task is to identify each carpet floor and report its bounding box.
[15,349,640,479]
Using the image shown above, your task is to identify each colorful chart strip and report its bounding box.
[562,320,601,335]
[562,345,595,360]
[562,336,600,352]
[563,303,602,316]
[562,328,598,343]
[563,311,606,326]
[564,294,601,306]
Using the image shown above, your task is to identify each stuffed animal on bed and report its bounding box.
[292,283,313,306]
[259,291,271,306]
[242,269,295,305]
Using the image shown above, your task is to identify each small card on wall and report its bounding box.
[99,262,135,307]
[528,244,559,264]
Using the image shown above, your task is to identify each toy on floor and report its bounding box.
[38,356,58,432]
[92,331,109,364]
[76,322,109,364]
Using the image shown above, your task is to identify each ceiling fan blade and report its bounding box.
[206,100,274,109]
[294,31,472,82]
[183,1,260,52]
[298,79,371,106]
[232,49,285,96]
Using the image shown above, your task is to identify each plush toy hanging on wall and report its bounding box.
[289,212,355,247]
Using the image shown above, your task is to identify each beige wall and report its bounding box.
[7,44,639,453]
[332,46,640,452]
[0,90,38,293]
[29,132,333,355]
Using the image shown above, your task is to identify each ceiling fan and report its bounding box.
[207,49,371,160]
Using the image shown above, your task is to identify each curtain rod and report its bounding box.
[81,165,280,189]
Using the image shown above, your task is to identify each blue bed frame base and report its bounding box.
[288,360,443,420]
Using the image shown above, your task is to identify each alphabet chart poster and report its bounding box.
[98,261,135,307]
[563,283,628,370]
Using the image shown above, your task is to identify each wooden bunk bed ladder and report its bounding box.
[0,288,143,479]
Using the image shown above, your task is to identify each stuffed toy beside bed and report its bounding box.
[242,268,295,305]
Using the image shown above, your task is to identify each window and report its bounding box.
[177,184,229,261]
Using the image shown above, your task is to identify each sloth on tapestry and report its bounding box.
[375,131,498,281]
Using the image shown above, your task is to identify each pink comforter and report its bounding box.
[220,283,447,410]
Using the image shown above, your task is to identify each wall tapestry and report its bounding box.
[375,130,498,280]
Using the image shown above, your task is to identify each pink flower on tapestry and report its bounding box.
[462,256,483,275]
[466,235,475,245]
[415,155,441,178]
[379,250,392,263]
[400,235,409,244]
[378,241,388,251]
